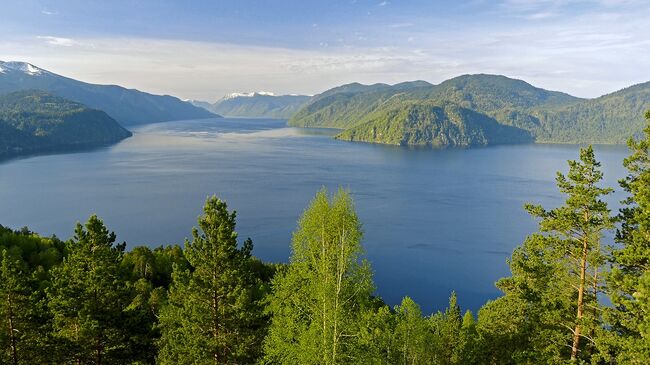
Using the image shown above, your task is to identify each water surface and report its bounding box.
[0,118,629,312]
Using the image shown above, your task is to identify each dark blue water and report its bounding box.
[0,118,629,313]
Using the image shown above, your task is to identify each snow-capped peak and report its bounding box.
[0,61,46,76]
[222,91,275,100]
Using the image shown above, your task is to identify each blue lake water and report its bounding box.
[0,118,630,313]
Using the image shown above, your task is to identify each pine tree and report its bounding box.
[606,110,650,364]
[47,215,128,364]
[479,146,613,363]
[0,250,30,365]
[158,196,261,364]
[263,188,374,364]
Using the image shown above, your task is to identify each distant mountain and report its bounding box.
[291,74,650,146]
[0,61,218,126]
[0,90,132,158]
[192,92,311,119]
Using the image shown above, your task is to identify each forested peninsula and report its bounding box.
[290,75,650,148]
[0,90,132,159]
[1,112,649,364]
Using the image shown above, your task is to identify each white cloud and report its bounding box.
[378,1,389,6]
[37,36,77,47]
[41,9,58,16]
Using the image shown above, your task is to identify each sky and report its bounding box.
[0,0,649,101]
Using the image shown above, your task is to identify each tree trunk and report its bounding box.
[7,293,18,365]
[95,335,102,365]
[571,233,589,360]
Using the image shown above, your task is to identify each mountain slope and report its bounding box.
[336,101,532,147]
[202,93,311,119]
[0,61,217,126]
[290,74,650,146]
[0,90,132,158]
[288,80,432,128]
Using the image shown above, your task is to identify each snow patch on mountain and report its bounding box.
[222,91,276,100]
[0,61,46,76]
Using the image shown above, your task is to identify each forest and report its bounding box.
[1,111,649,364]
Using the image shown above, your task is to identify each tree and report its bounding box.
[0,250,29,365]
[479,146,613,363]
[47,215,128,365]
[429,292,464,365]
[158,196,261,364]
[606,110,650,364]
[393,297,432,365]
[263,188,374,364]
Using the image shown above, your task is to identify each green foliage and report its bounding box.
[263,188,374,364]
[47,215,130,364]
[158,196,263,364]
[479,146,614,364]
[605,110,650,364]
[0,90,132,158]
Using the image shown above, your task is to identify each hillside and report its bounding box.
[0,61,217,126]
[336,102,532,147]
[288,80,432,128]
[199,92,311,119]
[0,90,132,158]
[290,74,650,146]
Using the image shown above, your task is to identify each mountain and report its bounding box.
[290,74,650,146]
[0,61,217,126]
[193,92,311,119]
[336,101,532,147]
[288,81,432,128]
[0,90,132,158]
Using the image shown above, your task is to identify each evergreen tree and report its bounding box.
[479,146,613,363]
[158,196,261,364]
[606,110,650,364]
[429,292,463,365]
[0,250,30,365]
[47,215,128,364]
[263,188,374,364]
[393,296,432,365]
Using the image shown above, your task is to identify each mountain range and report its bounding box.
[0,90,131,159]
[0,61,217,126]
[191,92,310,119]
[290,74,650,147]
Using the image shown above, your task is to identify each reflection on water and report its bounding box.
[0,117,630,312]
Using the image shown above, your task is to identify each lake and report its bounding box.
[0,117,630,313]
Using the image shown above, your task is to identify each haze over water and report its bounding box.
[0,118,629,312]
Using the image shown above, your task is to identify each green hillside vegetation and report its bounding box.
[0,90,132,158]
[290,74,650,147]
[288,81,432,129]
[1,112,649,364]
[336,102,532,147]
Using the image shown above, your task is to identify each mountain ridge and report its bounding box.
[290,74,650,146]
[0,61,219,126]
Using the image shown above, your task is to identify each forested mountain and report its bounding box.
[288,80,432,128]
[0,90,132,158]
[336,102,532,147]
[290,74,650,147]
[2,112,649,363]
[193,92,311,119]
[0,61,217,125]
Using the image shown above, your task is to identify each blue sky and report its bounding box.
[1,0,649,100]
